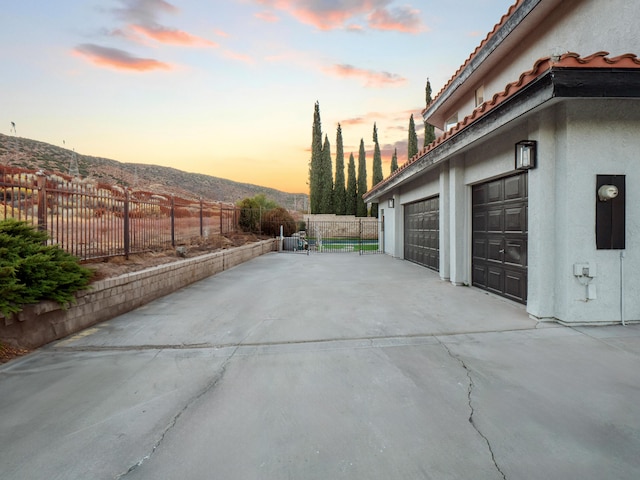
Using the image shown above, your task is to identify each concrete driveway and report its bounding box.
[1,252,639,479]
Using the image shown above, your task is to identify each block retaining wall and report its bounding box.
[1,239,277,350]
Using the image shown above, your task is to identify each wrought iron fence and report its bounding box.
[1,166,241,260]
[300,219,382,254]
[234,210,381,255]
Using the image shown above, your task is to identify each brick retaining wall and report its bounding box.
[0,239,277,350]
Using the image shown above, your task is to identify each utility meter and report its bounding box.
[598,184,619,201]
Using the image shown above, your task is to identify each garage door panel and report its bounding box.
[473,238,487,259]
[487,267,504,293]
[505,206,526,232]
[473,265,486,285]
[504,239,526,267]
[472,173,527,304]
[428,231,438,249]
[504,175,524,199]
[504,269,526,301]
[427,252,439,270]
[473,186,486,205]
[473,211,487,231]
[487,240,503,262]
[488,181,502,202]
[487,209,504,232]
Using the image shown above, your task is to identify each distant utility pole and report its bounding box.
[10,121,16,135]
[69,148,80,177]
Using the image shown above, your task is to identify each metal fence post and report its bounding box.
[171,195,176,247]
[36,171,47,233]
[123,188,130,259]
[199,197,204,238]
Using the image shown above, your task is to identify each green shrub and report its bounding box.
[261,207,297,237]
[236,194,278,233]
[0,219,93,317]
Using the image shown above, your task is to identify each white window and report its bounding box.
[445,113,458,131]
[475,86,485,107]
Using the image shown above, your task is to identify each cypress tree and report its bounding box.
[356,139,368,217]
[390,147,398,174]
[408,114,418,161]
[371,123,383,218]
[346,153,357,215]
[319,135,334,213]
[333,123,346,215]
[424,79,436,148]
[309,101,323,213]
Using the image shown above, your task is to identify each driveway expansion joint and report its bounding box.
[50,326,546,355]
[438,340,507,480]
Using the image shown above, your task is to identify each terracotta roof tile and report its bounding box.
[369,52,640,194]
[424,0,524,112]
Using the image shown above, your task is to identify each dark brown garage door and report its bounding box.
[404,196,439,271]
[472,173,527,304]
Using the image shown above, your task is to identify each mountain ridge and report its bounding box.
[0,133,307,209]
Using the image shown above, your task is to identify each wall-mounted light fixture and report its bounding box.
[388,198,395,208]
[515,140,537,170]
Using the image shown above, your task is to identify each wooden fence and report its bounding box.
[1,166,241,260]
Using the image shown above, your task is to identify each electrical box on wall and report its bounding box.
[596,175,625,249]
[573,263,596,277]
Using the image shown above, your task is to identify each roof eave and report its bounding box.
[423,0,545,128]
[365,66,640,203]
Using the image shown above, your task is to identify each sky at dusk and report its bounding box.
[2,0,515,194]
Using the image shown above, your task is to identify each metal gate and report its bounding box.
[282,219,381,254]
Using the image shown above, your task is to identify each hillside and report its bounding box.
[0,133,307,208]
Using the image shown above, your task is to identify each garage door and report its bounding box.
[404,196,439,271]
[472,173,527,303]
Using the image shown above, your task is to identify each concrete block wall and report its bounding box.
[0,240,277,349]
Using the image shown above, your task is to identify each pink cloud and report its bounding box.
[221,49,255,64]
[130,24,217,46]
[111,0,179,25]
[73,43,172,71]
[367,6,426,33]
[254,0,390,31]
[255,10,280,22]
[341,117,366,126]
[214,29,230,37]
[325,63,406,87]
[253,1,425,33]
[106,1,216,48]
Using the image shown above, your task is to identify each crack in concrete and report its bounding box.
[113,318,267,479]
[113,345,239,480]
[438,339,507,480]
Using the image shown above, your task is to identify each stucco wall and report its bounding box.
[0,240,277,349]
[544,99,640,323]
